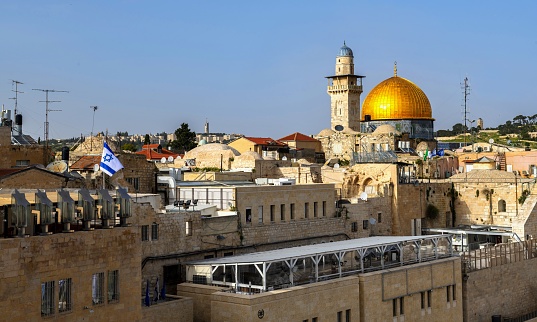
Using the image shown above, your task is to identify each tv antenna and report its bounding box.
[9,80,24,115]
[461,77,471,147]
[32,88,69,149]
[90,106,98,150]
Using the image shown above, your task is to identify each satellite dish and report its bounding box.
[46,160,68,173]
[489,139,494,144]
[160,157,166,163]
[335,125,344,132]
[507,140,511,145]
[168,156,174,162]
[282,156,287,161]
[334,163,340,169]
[93,164,100,172]
[176,155,182,160]
[360,192,368,201]
[369,217,377,225]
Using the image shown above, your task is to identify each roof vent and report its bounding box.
[11,189,30,237]
[78,188,95,231]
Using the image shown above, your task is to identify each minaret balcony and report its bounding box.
[327,84,363,92]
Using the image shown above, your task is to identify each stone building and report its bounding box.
[318,43,436,162]
[180,235,462,322]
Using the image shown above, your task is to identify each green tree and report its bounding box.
[122,143,138,152]
[171,123,197,153]
[144,134,150,145]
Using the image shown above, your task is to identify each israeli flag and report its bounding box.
[100,142,124,176]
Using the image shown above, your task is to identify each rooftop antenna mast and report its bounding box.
[9,80,24,115]
[32,88,69,149]
[90,106,98,151]
[461,77,471,147]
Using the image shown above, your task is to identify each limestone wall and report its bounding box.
[0,227,141,321]
[359,257,462,322]
[464,256,537,321]
[141,295,193,322]
[0,144,46,168]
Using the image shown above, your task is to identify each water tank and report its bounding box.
[61,146,69,161]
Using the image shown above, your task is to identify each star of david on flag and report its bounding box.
[100,142,124,176]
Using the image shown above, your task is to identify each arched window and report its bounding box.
[498,199,506,212]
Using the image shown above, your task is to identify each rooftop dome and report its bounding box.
[337,42,353,57]
[373,124,401,135]
[317,128,335,137]
[185,143,240,157]
[198,139,207,146]
[361,71,433,121]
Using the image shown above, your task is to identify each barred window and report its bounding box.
[351,222,358,232]
[108,270,119,303]
[141,225,149,241]
[92,272,105,305]
[151,223,158,240]
[58,278,72,313]
[41,280,55,317]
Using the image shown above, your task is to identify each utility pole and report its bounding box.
[90,106,98,151]
[32,89,69,150]
[9,80,24,115]
[461,77,471,148]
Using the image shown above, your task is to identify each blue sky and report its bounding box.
[0,1,536,140]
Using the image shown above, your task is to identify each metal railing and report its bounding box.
[461,239,537,273]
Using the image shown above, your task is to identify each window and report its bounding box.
[313,202,318,217]
[346,309,351,322]
[351,222,358,232]
[141,225,149,241]
[498,200,506,212]
[290,203,295,220]
[337,311,343,322]
[125,177,140,191]
[258,206,263,224]
[108,270,119,303]
[185,221,192,236]
[224,252,234,257]
[312,318,318,322]
[363,220,369,230]
[41,281,55,316]
[151,223,158,240]
[322,201,326,216]
[452,284,456,301]
[399,297,404,315]
[58,278,72,313]
[280,204,285,221]
[16,160,30,167]
[304,202,309,218]
[446,285,451,302]
[246,208,252,223]
[427,290,432,308]
[378,212,382,223]
[421,291,426,309]
[92,272,105,305]
[392,298,397,317]
[270,205,275,222]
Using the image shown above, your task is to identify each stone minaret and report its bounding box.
[326,42,365,132]
[204,119,209,134]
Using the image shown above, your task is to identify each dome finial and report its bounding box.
[394,61,398,77]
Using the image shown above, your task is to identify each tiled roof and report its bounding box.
[70,156,102,171]
[244,137,287,146]
[136,144,180,161]
[278,132,319,142]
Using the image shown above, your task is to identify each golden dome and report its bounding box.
[361,76,433,121]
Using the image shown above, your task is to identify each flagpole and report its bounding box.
[103,130,107,190]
